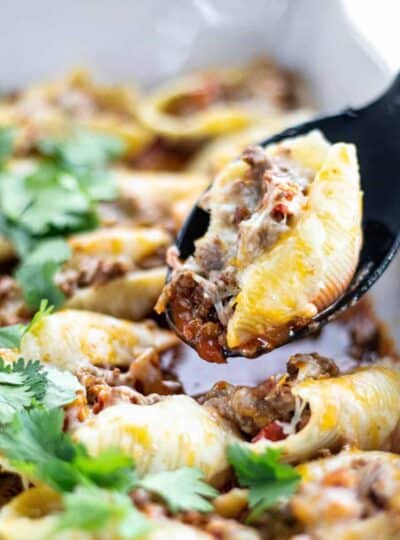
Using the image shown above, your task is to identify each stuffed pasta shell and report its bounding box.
[187,109,312,176]
[0,69,152,158]
[160,130,363,361]
[202,354,400,463]
[60,226,170,321]
[137,58,302,139]
[113,168,209,232]
[0,225,170,322]
[73,394,238,486]
[20,309,177,372]
[290,450,400,539]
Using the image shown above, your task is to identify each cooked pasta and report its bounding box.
[73,395,238,486]
[291,450,400,539]
[161,131,362,360]
[20,309,178,371]
[0,57,397,540]
[137,59,302,139]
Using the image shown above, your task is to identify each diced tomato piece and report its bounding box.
[252,421,286,442]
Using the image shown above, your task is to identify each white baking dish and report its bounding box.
[1,0,397,387]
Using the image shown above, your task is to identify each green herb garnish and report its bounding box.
[228,444,300,522]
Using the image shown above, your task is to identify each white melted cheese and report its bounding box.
[73,395,240,485]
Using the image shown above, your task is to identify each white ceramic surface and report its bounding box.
[0,0,390,107]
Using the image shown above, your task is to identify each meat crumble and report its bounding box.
[201,353,338,439]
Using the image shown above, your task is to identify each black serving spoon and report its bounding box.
[167,72,400,357]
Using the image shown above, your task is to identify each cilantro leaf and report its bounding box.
[25,299,54,333]
[0,127,15,167]
[0,384,32,426]
[6,357,47,400]
[0,408,77,465]
[38,131,124,170]
[0,164,98,237]
[0,358,47,423]
[137,467,218,513]
[0,408,136,494]
[42,365,82,410]
[0,344,80,423]
[0,300,53,349]
[15,238,71,309]
[227,444,300,521]
[0,324,25,349]
[56,486,152,539]
[38,131,123,201]
[0,130,123,310]
[74,448,137,492]
[0,213,33,258]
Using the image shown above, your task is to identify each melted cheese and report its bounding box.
[227,132,362,349]
[73,395,239,485]
[249,366,400,462]
[20,309,177,371]
[65,266,167,321]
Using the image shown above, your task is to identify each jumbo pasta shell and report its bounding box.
[115,168,209,230]
[164,131,363,360]
[63,227,171,321]
[137,59,298,140]
[293,450,400,540]
[138,73,253,139]
[227,136,362,351]
[187,109,313,175]
[68,226,171,261]
[21,309,178,371]
[0,69,153,158]
[66,266,168,321]
[246,365,400,463]
[73,395,239,486]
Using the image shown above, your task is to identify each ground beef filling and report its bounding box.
[76,349,182,415]
[164,59,300,118]
[168,272,227,363]
[165,145,313,361]
[131,137,201,172]
[201,353,339,440]
[292,457,399,530]
[56,247,166,298]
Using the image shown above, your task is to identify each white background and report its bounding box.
[344,0,399,71]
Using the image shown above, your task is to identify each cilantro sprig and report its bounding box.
[56,486,152,538]
[0,301,81,421]
[228,444,301,522]
[0,407,219,536]
[0,130,124,310]
[137,467,218,513]
[0,299,53,349]
[15,238,72,309]
[0,359,81,424]
[0,408,136,492]
[0,408,148,537]
[38,130,124,201]
[0,358,46,424]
